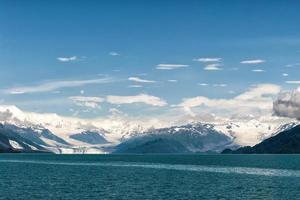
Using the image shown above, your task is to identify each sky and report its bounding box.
[1,0,300,121]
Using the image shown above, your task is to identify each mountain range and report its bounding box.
[0,105,298,154]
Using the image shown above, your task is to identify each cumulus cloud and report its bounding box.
[178,84,280,117]
[69,96,105,109]
[204,63,223,71]
[128,77,156,83]
[106,94,167,107]
[193,57,222,62]
[240,59,265,64]
[156,64,189,70]
[273,88,300,119]
[57,56,77,62]
[5,78,112,94]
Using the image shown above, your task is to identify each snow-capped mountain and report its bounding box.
[114,123,236,153]
[213,118,299,146]
[0,123,48,153]
[0,105,298,154]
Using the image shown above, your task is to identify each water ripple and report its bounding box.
[1,159,300,177]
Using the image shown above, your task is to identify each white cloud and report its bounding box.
[178,84,280,117]
[109,52,120,56]
[156,64,189,70]
[240,59,265,64]
[109,108,123,115]
[5,78,112,94]
[106,94,167,107]
[70,93,167,108]
[128,77,156,83]
[252,69,265,72]
[198,83,209,86]
[128,85,143,88]
[286,81,300,84]
[57,56,77,62]
[193,57,222,62]
[204,63,223,71]
[213,84,227,87]
[80,90,85,94]
[69,96,105,109]
[168,80,178,82]
[282,73,289,77]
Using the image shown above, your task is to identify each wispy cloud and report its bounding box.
[229,67,239,71]
[70,94,167,108]
[168,80,178,83]
[252,69,265,72]
[106,94,167,107]
[213,83,227,87]
[128,85,143,88]
[285,63,300,68]
[69,96,104,109]
[282,73,289,77]
[193,57,222,62]
[128,77,156,83]
[198,83,209,86]
[109,52,120,56]
[240,59,265,64]
[156,64,189,70]
[5,78,113,94]
[204,63,223,71]
[286,81,300,84]
[57,56,77,62]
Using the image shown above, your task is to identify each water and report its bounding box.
[0,154,300,200]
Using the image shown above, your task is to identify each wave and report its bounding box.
[1,159,300,177]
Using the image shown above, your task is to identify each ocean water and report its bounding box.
[0,154,300,200]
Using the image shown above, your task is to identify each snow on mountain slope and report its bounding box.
[213,117,298,146]
[8,140,23,150]
[0,105,155,145]
[0,104,298,153]
[115,122,235,153]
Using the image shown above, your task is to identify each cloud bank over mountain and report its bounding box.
[273,88,300,120]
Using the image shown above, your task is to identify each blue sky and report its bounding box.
[1,0,300,118]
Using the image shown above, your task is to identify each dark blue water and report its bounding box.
[0,154,300,200]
